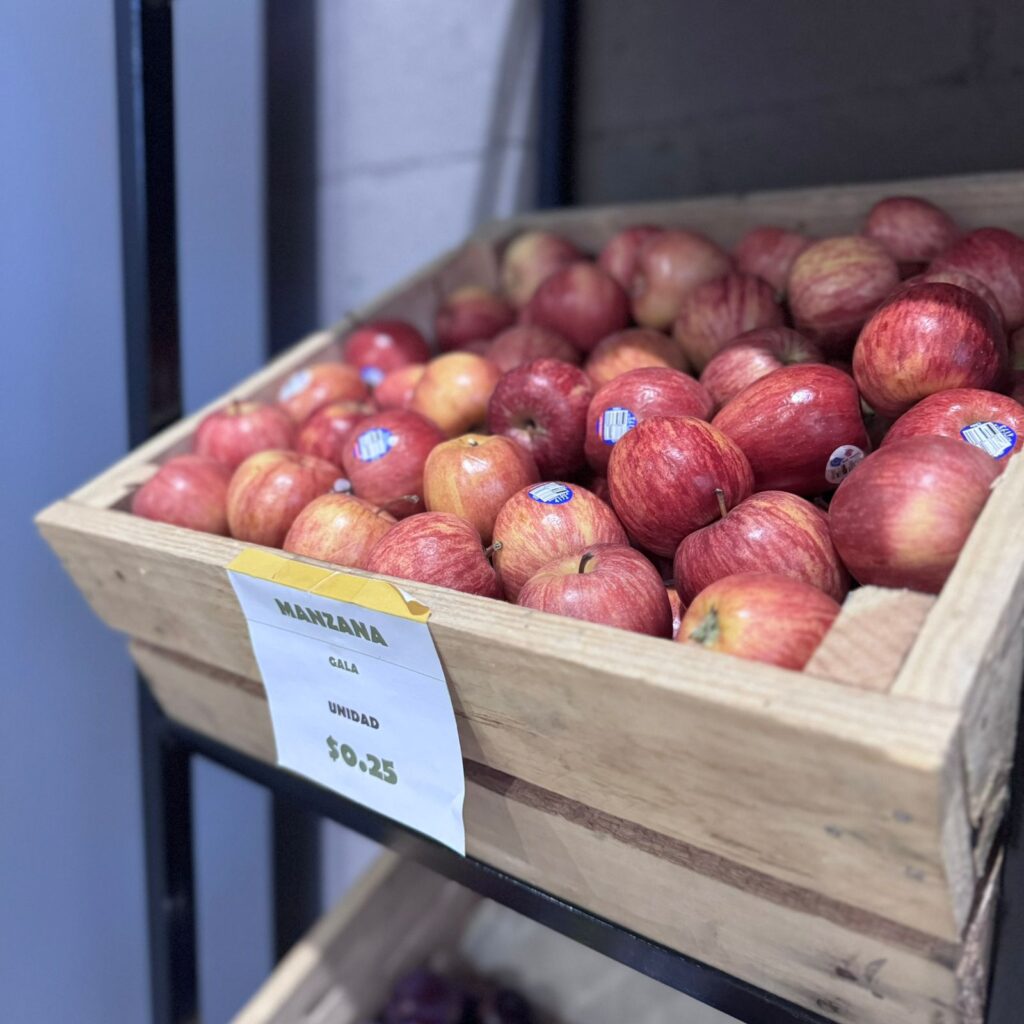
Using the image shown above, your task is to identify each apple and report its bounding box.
[375,364,426,410]
[677,572,840,670]
[881,388,1024,467]
[282,491,395,569]
[672,272,785,371]
[434,286,515,352]
[712,363,869,495]
[584,367,714,473]
[852,281,1007,418]
[341,319,431,386]
[607,416,753,557]
[226,450,339,547]
[597,225,662,290]
[929,227,1024,330]
[410,351,502,436]
[787,235,900,354]
[674,489,849,604]
[277,362,370,423]
[423,433,539,545]
[630,229,732,329]
[487,358,593,478]
[295,399,375,468]
[863,196,958,276]
[584,327,688,387]
[522,262,630,353]
[339,410,446,519]
[732,226,811,294]
[910,268,1002,322]
[667,585,684,639]
[517,543,673,638]
[460,338,493,357]
[699,326,824,409]
[194,400,295,470]
[366,511,502,599]
[828,436,1000,594]
[131,454,232,534]
[501,229,582,307]
[492,482,627,601]
[487,324,579,373]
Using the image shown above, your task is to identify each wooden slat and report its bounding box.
[806,587,936,692]
[38,500,964,938]
[232,853,478,1024]
[136,639,977,1024]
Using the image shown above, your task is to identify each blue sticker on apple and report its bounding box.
[360,366,385,387]
[528,483,574,505]
[598,406,637,445]
[353,427,397,462]
[960,421,1016,459]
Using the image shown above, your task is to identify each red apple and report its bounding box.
[277,363,370,423]
[929,227,1024,330]
[423,433,539,545]
[828,436,1000,593]
[194,400,295,470]
[712,364,869,495]
[492,482,627,601]
[672,272,785,371]
[366,512,502,599]
[295,399,375,468]
[501,229,583,307]
[584,327,688,387]
[677,572,840,670]
[226,450,339,547]
[630,230,732,329]
[597,225,662,290]
[487,358,593,478]
[787,236,900,355]
[881,388,1024,467]
[282,491,395,569]
[132,454,232,535]
[523,262,630,354]
[674,490,849,604]
[852,281,1007,418]
[732,226,811,294]
[410,351,502,437]
[487,324,579,373]
[517,544,672,638]
[911,268,1002,322]
[607,416,753,557]
[863,196,958,276]
[341,320,431,384]
[699,327,824,409]
[585,367,714,473]
[339,410,446,519]
[667,585,684,639]
[1010,327,1024,403]
[434,286,515,352]
[375,364,426,410]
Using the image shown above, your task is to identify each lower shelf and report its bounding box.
[134,639,1000,1024]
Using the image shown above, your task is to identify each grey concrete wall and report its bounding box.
[573,0,1024,204]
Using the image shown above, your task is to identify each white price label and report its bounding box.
[227,550,465,853]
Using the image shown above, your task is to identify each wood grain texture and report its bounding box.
[39,500,963,938]
[806,587,936,692]
[231,853,478,1024]
[136,640,980,1024]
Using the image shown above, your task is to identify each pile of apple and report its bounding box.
[133,195,1024,671]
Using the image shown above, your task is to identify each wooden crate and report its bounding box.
[231,852,737,1024]
[37,172,1024,1024]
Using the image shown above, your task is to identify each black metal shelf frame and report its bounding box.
[114,2,1024,1022]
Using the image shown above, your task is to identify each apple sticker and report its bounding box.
[278,368,312,402]
[960,421,1016,459]
[528,482,574,505]
[353,427,397,462]
[825,444,865,485]
[359,366,386,387]
[597,406,638,445]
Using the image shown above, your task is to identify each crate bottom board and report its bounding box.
[132,640,999,1024]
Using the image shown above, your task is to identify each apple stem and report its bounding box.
[398,494,420,504]
[578,551,595,574]
[466,437,480,447]
[714,487,728,519]
[485,541,502,560]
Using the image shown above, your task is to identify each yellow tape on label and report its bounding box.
[227,549,431,623]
